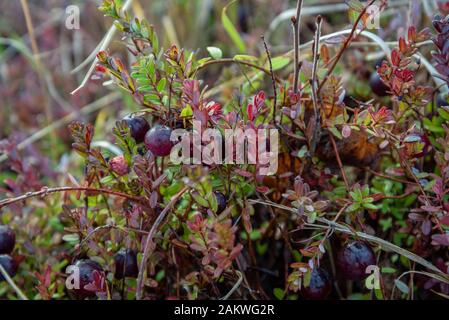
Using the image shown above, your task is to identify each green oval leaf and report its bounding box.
[206,46,223,60]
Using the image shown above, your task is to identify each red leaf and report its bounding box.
[234,168,253,178]
[431,234,449,246]
[256,185,270,193]
[247,103,255,121]
[391,49,401,67]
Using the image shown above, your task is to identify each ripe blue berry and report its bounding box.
[114,249,139,279]
[437,94,448,107]
[124,116,150,143]
[301,268,332,300]
[68,259,104,299]
[369,72,389,97]
[337,241,376,281]
[144,125,174,157]
[0,255,18,281]
[214,191,227,214]
[0,225,15,254]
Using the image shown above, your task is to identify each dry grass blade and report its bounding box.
[0,92,121,164]
[71,0,135,95]
[0,264,29,300]
[247,199,448,278]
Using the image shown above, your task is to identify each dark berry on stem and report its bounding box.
[0,225,15,254]
[114,249,139,279]
[0,255,18,281]
[144,125,174,157]
[337,241,376,281]
[300,268,332,300]
[124,116,150,143]
[437,94,448,107]
[68,259,104,299]
[214,191,227,214]
[369,72,389,97]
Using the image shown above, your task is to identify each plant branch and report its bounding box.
[261,36,278,125]
[317,0,376,94]
[292,0,304,93]
[191,58,281,83]
[309,15,322,156]
[71,0,135,95]
[329,133,350,191]
[136,186,188,300]
[0,186,142,209]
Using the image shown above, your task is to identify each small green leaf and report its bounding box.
[233,54,258,61]
[197,57,212,66]
[394,279,410,295]
[181,105,193,118]
[381,267,396,274]
[269,56,290,71]
[191,191,209,208]
[438,107,449,121]
[273,288,285,300]
[363,203,379,210]
[222,1,246,52]
[347,203,361,212]
[62,234,80,243]
[157,78,166,92]
[206,46,223,60]
[329,126,343,139]
[423,118,444,133]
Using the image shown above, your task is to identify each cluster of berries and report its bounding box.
[301,241,376,299]
[0,226,18,282]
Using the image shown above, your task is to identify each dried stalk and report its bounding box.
[292,0,304,93]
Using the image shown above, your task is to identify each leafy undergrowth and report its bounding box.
[0,0,449,300]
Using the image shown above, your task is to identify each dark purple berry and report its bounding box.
[337,241,376,281]
[300,268,332,300]
[68,259,104,299]
[0,255,18,281]
[437,94,448,107]
[0,225,15,254]
[114,249,139,279]
[369,72,389,97]
[124,116,150,143]
[144,125,174,157]
[214,191,227,214]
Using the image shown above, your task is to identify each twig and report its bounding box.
[136,186,188,300]
[191,58,281,83]
[309,16,322,156]
[367,168,417,185]
[0,264,29,300]
[0,186,142,209]
[220,271,243,300]
[329,133,349,191]
[261,36,278,124]
[317,0,376,94]
[292,0,304,93]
